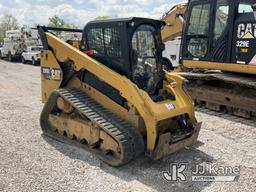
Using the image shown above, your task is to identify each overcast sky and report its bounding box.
[0,0,186,27]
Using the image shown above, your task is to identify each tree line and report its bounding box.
[0,15,19,43]
[0,14,110,43]
[0,15,82,43]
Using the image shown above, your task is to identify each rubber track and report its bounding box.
[40,88,144,166]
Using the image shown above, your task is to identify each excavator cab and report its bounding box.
[182,0,256,70]
[80,18,166,98]
[177,0,256,119]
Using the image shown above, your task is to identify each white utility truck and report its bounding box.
[1,27,41,62]
[162,37,182,67]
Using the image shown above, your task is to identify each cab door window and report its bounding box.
[214,0,230,42]
[187,3,211,58]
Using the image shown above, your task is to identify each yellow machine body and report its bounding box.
[40,32,200,161]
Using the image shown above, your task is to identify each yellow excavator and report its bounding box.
[162,0,256,120]
[38,18,201,166]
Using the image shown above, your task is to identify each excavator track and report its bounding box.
[40,88,144,166]
[180,72,256,120]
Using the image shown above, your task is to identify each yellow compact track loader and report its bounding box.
[38,17,201,166]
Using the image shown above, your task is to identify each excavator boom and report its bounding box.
[161,3,187,43]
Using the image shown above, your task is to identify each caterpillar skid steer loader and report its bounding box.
[38,17,201,166]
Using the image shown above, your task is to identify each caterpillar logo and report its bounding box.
[237,23,256,39]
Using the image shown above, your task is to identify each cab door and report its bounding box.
[210,0,232,63]
[182,0,232,63]
[182,0,212,60]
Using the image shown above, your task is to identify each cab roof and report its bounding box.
[86,17,165,27]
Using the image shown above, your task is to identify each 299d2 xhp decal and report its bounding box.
[42,67,62,81]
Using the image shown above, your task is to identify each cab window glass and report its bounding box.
[131,25,158,94]
[31,47,42,51]
[188,4,210,35]
[187,3,210,58]
[214,0,230,41]
[87,28,122,57]
[87,28,104,54]
[104,28,122,57]
[132,25,156,58]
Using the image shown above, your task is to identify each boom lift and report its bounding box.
[38,18,201,166]
[162,0,256,119]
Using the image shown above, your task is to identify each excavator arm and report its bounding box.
[161,3,187,43]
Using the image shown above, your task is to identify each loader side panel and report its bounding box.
[41,50,62,103]
[80,70,125,106]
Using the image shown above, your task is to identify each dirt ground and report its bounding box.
[0,60,255,192]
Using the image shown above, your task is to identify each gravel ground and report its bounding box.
[0,60,255,192]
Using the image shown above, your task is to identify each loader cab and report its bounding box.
[182,0,256,66]
[80,18,166,96]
